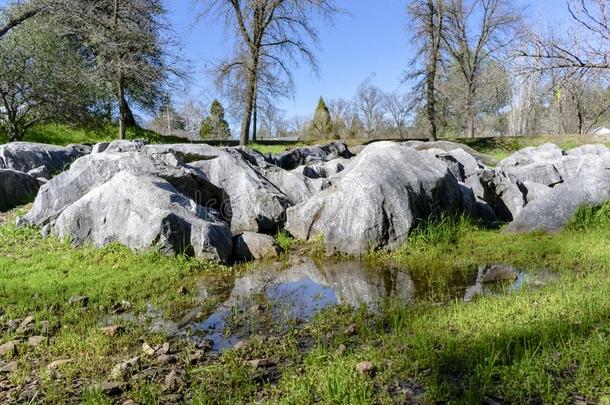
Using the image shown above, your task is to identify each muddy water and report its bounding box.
[183,257,557,352]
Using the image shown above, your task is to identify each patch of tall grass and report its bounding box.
[566,202,610,231]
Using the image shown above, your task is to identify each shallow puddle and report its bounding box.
[135,258,559,353]
[185,257,415,351]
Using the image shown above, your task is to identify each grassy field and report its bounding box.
[1,203,610,403]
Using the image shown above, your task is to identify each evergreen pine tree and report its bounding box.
[308,96,332,139]
[200,99,231,140]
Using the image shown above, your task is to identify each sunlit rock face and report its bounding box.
[286,142,464,255]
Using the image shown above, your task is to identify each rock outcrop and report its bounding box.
[507,170,610,233]
[0,142,86,180]
[286,142,463,255]
[0,169,40,212]
[54,171,232,261]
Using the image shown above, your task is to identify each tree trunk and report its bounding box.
[465,88,476,138]
[124,102,137,128]
[117,78,127,140]
[425,0,441,142]
[252,92,258,142]
[240,57,259,146]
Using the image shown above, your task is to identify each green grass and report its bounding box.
[249,142,307,155]
[0,123,191,146]
[2,204,610,403]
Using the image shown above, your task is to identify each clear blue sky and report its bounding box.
[168,0,572,121]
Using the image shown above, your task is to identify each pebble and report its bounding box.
[47,358,73,370]
[345,324,357,336]
[356,361,375,375]
[100,325,124,337]
[0,341,19,357]
[233,340,248,350]
[163,369,184,392]
[142,342,156,356]
[110,356,140,380]
[5,319,20,332]
[156,354,177,365]
[247,358,274,369]
[27,336,46,347]
[68,295,89,307]
[0,361,17,373]
[91,381,123,396]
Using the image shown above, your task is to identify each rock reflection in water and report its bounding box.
[190,257,415,352]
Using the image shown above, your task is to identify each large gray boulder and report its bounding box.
[502,161,563,187]
[0,169,40,211]
[233,232,283,262]
[258,165,317,205]
[0,142,86,179]
[272,141,352,170]
[404,140,497,166]
[291,158,351,180]
[21,149,227,228]
[53,171,232,261]
[479,170,526,222]
[552,153,610,180]
[285,142,463,255]
[498,143,566,168]
[568,144,610,156]
[150,144,291,234]
[507,170,610,233]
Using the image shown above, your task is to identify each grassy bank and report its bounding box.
[0,124,189,146]
[1,205,610,403]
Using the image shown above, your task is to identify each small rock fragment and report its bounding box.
[177,286,188,295]
[111,301,131,314]
[16,316,35,335]
[0,361,17,373]
[336,344,347,355]
[156,354,177,365]
[142,342,156,356]
[0,340,19,357]
[247,358,274,369]
[163,369,184,392]
[110,356,140,380]
[157,342,170,356]
[100,325,124,337]
[47,358,73,370]
[27,336,46,347]
[68,295,89,307]
[233,340,248,350]
[356,361,375,375]
[91,381,123,396]
[5,319,20,332]
[345,324,357,336]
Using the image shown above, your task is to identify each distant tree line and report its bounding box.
[1,0,609,144]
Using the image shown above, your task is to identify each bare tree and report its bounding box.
[178,97,207,133]
[195,0,338,145]
[406,0,444,141]
[521,0,610,72]
[442,0,521,138]
[354,83,384,137]
[383,91,411,138]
